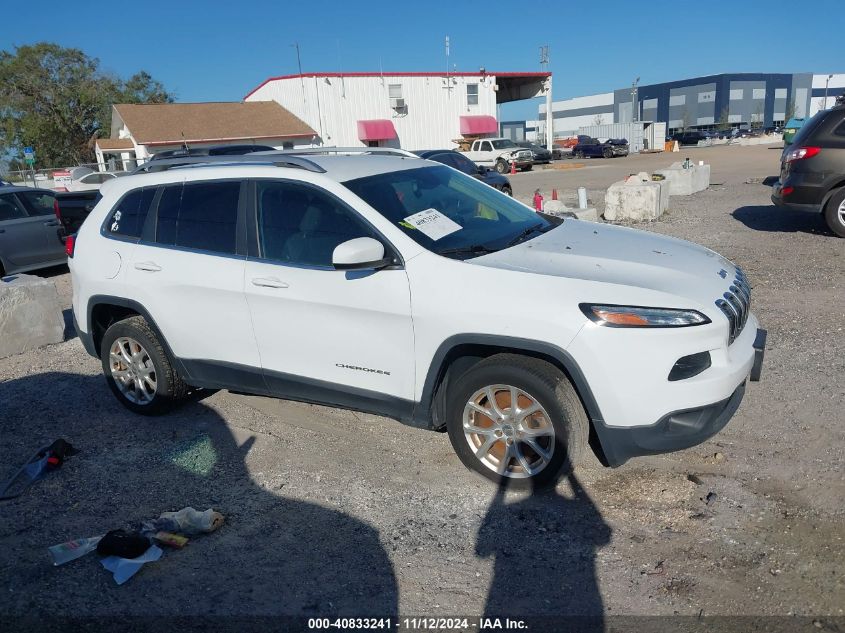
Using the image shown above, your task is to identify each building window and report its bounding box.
[388,84,404,109]
[467,83,479,106]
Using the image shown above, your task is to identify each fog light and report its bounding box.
[668,351,711,381]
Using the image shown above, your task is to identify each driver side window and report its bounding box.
[257,181,374,268]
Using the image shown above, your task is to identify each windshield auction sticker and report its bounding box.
[403,209,462,241]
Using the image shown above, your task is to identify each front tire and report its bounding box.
[602,148,613,159]
[823,188,845,238]
[495,159,508,174]
[501,185,513,196]
[445,354,588,490]
[100,315,188,415]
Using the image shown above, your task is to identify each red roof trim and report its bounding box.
[244,71,551,100]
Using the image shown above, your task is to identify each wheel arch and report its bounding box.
[821,179,845,209]
[86,295,187,378]
[415,334,605,433]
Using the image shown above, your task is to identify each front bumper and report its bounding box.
[595,381,746,467]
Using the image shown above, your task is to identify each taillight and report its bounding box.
[65,234,76,258]
[53,197,61,220]
[785,146,821,162]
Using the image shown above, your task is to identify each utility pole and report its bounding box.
[631,76,640,123]
[539,45,552,150]
[825,74,833,110]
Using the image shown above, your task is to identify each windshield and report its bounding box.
[491,139,517,150]
[344,165,552,258]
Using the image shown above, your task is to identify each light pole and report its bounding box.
[631,77,640,123]
[825,74,833,110]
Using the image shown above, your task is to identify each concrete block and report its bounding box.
[572,207,599,222]
[0,274,64,358]
[604,176,668,222]
[542,199,568,214]
[654,163,711,195]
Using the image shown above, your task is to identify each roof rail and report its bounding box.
[131,153,327,175]
[253,147,420,159]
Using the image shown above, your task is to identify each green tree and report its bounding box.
[785,98,796,122]
[0,43,173,167]
[717,106,730,130]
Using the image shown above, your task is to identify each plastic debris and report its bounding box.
[1,439,78,501]
[100,545,163,585]
[155,507,224,535]
[152,531,189,548]
[49,536,102,566]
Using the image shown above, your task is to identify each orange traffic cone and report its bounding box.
[552,189,558,200]
[510,160,516,175]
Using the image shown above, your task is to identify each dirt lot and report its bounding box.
[0,144,843,631]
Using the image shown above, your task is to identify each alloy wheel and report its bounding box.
[462,384,555,478]
[109,336,157,405]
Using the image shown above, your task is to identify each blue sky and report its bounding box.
[2,0,843,121]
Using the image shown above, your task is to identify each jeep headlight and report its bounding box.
[579,304,710,328]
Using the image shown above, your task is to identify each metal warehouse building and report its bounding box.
[535,72,845,139]
[244,71,553,151]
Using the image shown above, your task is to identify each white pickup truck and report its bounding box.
[462,138,534,174]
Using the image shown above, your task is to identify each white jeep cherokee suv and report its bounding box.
[69,149,766,488]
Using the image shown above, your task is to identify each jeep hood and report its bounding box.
[471,220,737,303]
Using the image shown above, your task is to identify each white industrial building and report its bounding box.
[244,71,553,151]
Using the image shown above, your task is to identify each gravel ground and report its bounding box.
[0,145,843,630]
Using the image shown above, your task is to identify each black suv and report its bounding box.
[771,102,845,237]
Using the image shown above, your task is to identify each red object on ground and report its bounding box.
[552,189,558,200]
[510,161,516,175]
[533,191,544,211]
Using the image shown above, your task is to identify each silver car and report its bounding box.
[0,186,66,277]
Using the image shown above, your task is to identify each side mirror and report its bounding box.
[476,165,487,175]
[332,237,393,270]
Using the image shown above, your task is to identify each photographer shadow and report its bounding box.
[477,472,610,631]
[0,372,397,622]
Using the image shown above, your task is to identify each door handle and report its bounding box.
[134,261,162,272]
[43,220,60,227]
[251,277,289,289]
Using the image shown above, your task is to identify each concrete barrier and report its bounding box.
[542,199,600,222]
[604,172,668,222]
[654,162,711,196]
[0,274,65,358]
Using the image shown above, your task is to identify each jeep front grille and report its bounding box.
[715,267,751,345]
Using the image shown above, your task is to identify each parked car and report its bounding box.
[782,118,806,147]
[670,131,710,146]
[515,141,552,164]
[771,103,845,237]
[462,138,534,173]
[55,190,101,234]
[605,138,630,157]
[0,185,65,276]
[149,144,276,161]
[69,149,765,488]
[413,150,512,195]
[572,136,624,159]
[540,144,566,160]
[67,171,118,192]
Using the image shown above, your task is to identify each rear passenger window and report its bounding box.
[108,188,155,238]
[155,181,240,255]
[19,191,56,216]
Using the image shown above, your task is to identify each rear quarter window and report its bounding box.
[107,188,155,239]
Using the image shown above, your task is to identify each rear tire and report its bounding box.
[445,354,588,490]
[100,315,188,415]
[823,188,845,238]
[575,150,584,159]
